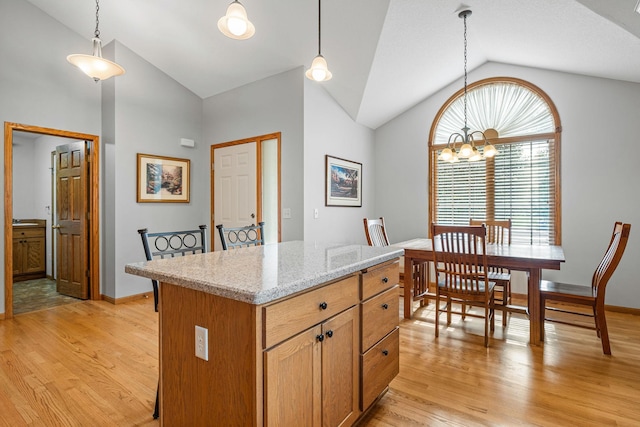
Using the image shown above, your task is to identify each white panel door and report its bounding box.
[213,142,257,251]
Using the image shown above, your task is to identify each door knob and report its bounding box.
[52,225,62,229]
[251,213,255,219]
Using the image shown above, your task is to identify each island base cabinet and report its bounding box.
[265,307,360,427]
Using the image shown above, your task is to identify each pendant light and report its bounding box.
[218,0,255,40]
[306,0,332,82]
[439,10,497,163]
[67,0,125,82]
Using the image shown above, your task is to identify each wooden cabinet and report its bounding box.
[158,259,399,427]
[13,223,46,281]
[360,261,400,410]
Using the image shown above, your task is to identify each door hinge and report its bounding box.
[211,162,215,171]
[85,270,90,278]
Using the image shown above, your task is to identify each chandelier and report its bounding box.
[67,0,125,82]
[439,10,496,163]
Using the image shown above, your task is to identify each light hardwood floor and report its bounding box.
[1,297,639,426]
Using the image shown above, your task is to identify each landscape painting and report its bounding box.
[325,155,362,207]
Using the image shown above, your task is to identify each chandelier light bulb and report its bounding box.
[439,147,453,161]
[459,143,473,158]
[483,144,497,158]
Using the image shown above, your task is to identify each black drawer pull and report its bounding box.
[381,303,389,310]
[382,277,389,283]
[382,349,389,356]
[326,330,333,338]
[319,302,328,310]
[316,334,324,342]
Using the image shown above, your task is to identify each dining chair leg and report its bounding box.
[435,292,440,338]
[153,383,159,419]
[595,306,611,355]
[539,297,546,342]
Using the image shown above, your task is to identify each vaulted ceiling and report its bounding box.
[26,0,640,129]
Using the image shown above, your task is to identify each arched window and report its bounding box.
[429,77,562,245]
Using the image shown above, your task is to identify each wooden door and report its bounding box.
[213,142,257,250]
[55,141,89,299]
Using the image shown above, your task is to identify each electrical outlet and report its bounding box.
[314,208,319,219]
[195,325,208,361]
[283,208,291,219]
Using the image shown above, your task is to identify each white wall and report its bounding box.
[303,79,377,244]
[375,61,640,308]
[105,41,205,299]
[0,0,101,314]
[202,67,305,242]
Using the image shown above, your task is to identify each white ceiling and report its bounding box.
[25,0,640,129]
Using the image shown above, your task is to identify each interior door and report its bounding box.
[213,142,257,251]
[55,141,89,299]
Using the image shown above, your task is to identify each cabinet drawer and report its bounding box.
[263,275,359,349]
[361,261,399,301]
[361,285,399,351]
[13,227,45,238]
[361,327,399,411]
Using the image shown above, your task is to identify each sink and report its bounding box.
[13,223,39,226]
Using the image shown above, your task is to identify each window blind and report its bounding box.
[435,138,556,245]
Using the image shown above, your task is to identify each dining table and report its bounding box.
[393,238,565,346]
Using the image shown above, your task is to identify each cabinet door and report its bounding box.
[265,325,322,427]
[23,237,45,274]
[322,307,360,427]
[12,238,24,275]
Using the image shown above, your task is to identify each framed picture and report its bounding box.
[325,155,362,207]
[137,153,190,203]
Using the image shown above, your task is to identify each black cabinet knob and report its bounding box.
[319,302,328,310]
[326,330,333,338]
[381,303,389,310]
[382,277,389,283]
[382,349,389,356]
[316,334,324,342]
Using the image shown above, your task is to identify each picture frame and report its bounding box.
[325,155,362,207]
[136,153,190,203]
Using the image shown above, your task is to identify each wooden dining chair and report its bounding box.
[363,217,430,306]
[138,224,208,419]
[539,222,631,355]
[216,222,265,250]
[470,219,512,326]
[431,224,496,347]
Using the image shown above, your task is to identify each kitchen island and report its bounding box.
[125,240,403,426]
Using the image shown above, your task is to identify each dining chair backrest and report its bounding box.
[216,222,265,250]
[138,225,208,312]
[592,221,631,300]
[470,219,511,245]
[431,224,490,297]
[363,217,390,246]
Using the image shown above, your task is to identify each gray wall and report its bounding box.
[202,67,305,242]
[0,0,101,313]
[105,41,204,299]
[375,61,640,308]
[303,78,376,244]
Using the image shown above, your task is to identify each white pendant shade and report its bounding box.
[67,38,125,82]
[306,54,332,82]
[218,1,255,40]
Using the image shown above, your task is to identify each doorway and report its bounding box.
[210,133,281,251]
[4,122,101,319]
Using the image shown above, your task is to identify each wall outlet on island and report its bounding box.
[195,325,208,361]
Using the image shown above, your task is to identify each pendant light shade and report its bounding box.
[67,0,125,82]
[306,0,332,82]
[218,1,255,40]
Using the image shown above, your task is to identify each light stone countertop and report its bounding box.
[125,240,403,305]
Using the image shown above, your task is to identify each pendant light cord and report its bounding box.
[463,11,468,132]
[318,0,322,55]
[94,0,101,38]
